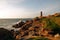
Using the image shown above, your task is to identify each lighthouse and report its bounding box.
[40,11,43,18]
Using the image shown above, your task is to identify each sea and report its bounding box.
[0,18,32,30]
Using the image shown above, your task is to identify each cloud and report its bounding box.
[0,0,40,18]
[0,0,29,18]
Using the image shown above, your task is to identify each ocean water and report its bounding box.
[0,18,32,30]
[0,19,20,30]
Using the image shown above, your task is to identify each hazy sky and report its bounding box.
[0,0,60,18]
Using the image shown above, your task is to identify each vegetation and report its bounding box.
[27,37,49,40]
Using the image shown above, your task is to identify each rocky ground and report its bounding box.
[11,13,60,40]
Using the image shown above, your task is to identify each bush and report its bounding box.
[34,17,40,21]
[27,37,49,40]
[44,19,60,35]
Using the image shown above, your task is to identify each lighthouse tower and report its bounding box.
[40,11,43,18]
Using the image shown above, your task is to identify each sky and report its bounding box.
[0,0,60,18]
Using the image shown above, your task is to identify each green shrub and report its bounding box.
[44,19,60,35]
[27,37,49,40]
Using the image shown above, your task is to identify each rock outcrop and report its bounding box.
[0,28,15,40]
[12,21,25,28]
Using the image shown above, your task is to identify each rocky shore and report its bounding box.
[0,13,60,40]
[11,13,60,40]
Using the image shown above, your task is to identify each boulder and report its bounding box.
[0,28,15,40]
